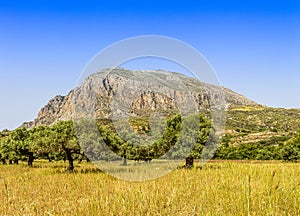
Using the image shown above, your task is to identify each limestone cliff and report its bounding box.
[22,68,258,128]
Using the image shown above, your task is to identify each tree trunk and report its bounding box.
[47,154,52,162]
[13,159,19,165]
[185,156,194,168]
[1,159,6,164]
[123,157,127,166]
[28,152,34,167]
[9,160,12,164]
[122,149,127,166]
[66,150,74,171]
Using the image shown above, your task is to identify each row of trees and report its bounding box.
[97,114,215,167]
[0,121,82,170]
[0,114,215,170]
[1,114,299,171]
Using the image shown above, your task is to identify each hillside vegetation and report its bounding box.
[216,105,300,160]
[1,105,300,169]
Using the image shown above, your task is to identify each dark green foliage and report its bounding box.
[0,121,84,170]
[50,121,83,171]
[96,113,214,168]
[215,142,284,161]
[280,131,300,161]
[97,114,183,162]
[0,127,34,166]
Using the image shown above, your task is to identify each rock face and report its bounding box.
[22,68,258,128]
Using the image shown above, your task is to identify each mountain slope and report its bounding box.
[22,68,258,128]
[21,68,300,148]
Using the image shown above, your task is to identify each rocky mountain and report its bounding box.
[22,68,258,128]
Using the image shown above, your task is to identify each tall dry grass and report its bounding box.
[0,161,299,215]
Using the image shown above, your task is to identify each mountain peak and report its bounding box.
[22,68,258,128]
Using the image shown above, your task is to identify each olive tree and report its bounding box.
[50,121,83,171]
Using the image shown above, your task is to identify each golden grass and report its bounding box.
[0,161,299,215]
[231,106,265,112]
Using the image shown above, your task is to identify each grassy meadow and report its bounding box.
[0,161,300,215]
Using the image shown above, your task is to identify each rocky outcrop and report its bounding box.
[22,68,258,128]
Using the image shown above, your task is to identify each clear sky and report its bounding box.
[0,0,300,130]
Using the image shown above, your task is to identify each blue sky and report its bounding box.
[0,0,300,130]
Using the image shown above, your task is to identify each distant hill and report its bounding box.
[22,68,258,128]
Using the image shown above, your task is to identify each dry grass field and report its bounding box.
[0,161,299,215]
